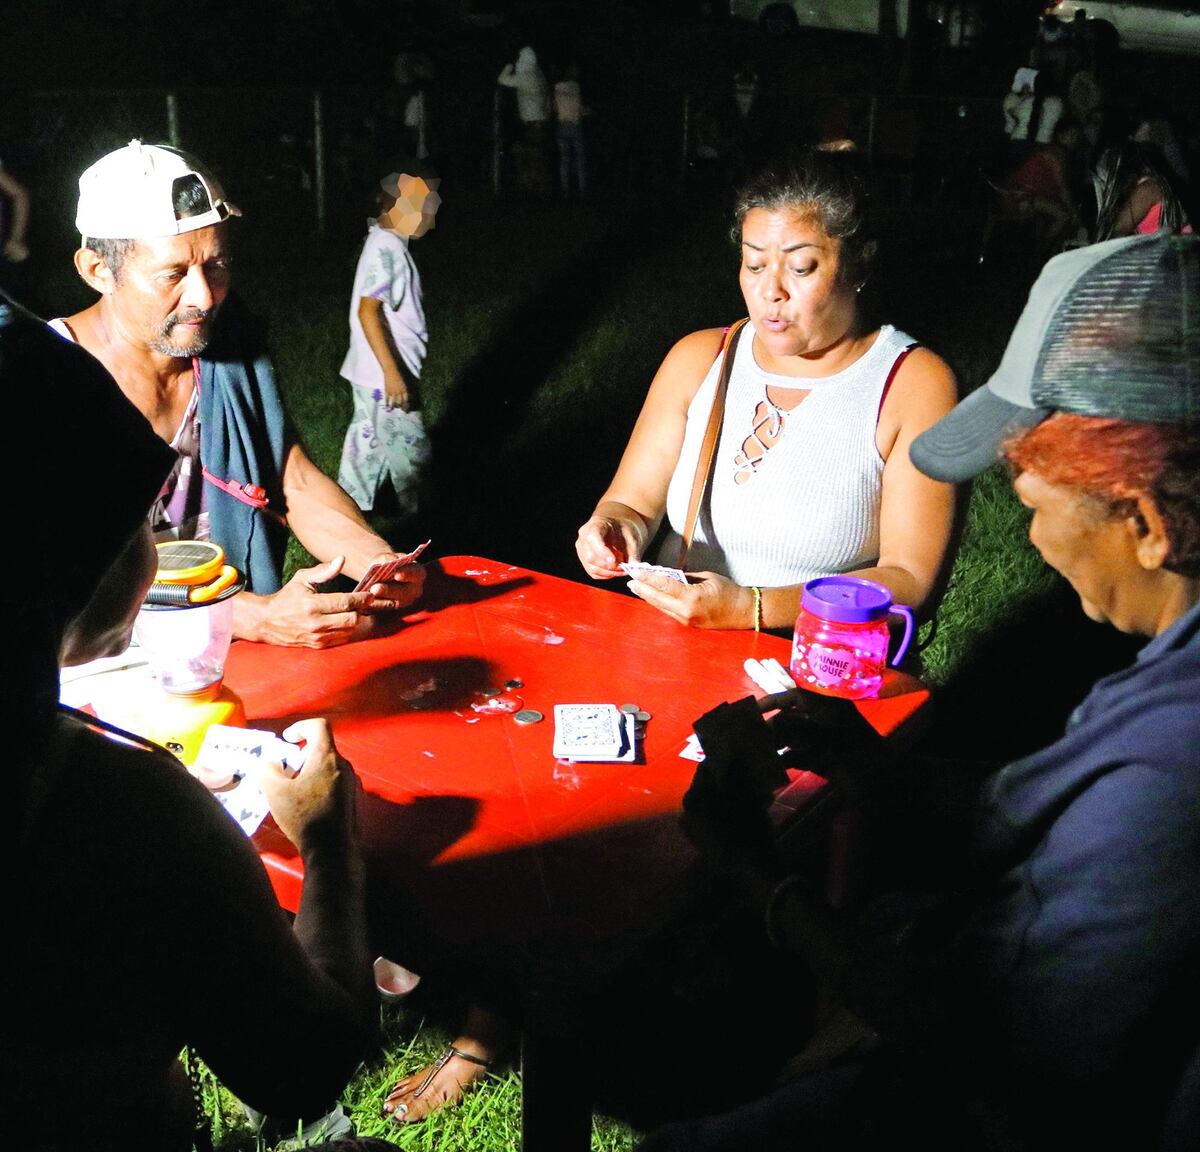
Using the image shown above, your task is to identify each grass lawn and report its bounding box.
[197,1012,637,1151]
[39,175,1140,1150]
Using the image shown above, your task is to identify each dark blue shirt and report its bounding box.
[961,599,1200,1136]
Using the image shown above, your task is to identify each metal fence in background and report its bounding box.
[8,83,1006,245]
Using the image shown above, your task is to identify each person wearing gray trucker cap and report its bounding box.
[639,232,1200,1151]
[910,230,1200,483]
[52,140,424,648]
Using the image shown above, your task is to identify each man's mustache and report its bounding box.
[163,307,214,331]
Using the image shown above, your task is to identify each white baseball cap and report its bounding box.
[76,139,241,240]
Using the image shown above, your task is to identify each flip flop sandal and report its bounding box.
[384,1044,493,1120]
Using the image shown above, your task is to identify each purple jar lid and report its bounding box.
[801,576,893,623]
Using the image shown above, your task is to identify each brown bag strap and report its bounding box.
[677,318,749,569]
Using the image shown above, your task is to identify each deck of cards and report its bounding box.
[553,704,638,762]
[620,561,688,585]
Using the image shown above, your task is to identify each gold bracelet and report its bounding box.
[752,586,763,632]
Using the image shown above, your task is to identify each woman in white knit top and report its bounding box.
[576,146,957,630]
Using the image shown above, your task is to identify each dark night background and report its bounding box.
[2,1,1052,89]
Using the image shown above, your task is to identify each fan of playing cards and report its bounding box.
[190,724,305,836]
[353,540,431,593]
[553,704,638,762]
[620,561,688,585]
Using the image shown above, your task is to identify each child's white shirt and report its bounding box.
[339,222,427,389]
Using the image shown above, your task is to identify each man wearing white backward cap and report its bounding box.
[641,233,1200,1151]
[53,140,423,648]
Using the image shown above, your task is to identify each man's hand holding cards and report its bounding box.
[553,704,638,762]
[354,540,430,613]
[191,724,306,836]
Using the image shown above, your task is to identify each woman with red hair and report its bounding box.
[1004,413,1200,632]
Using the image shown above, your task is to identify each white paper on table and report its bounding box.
[58,636,151,708]
[60,661,157,716]
[59,647,145,684]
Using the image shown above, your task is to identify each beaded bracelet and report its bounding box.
[752,586,763,632]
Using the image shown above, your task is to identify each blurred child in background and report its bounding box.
[337,163,439,518]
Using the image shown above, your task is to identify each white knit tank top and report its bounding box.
[659,322,916,587]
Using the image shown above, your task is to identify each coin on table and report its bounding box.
[635,710,652,723]
[618,703,640,715]
[514,709,544,725]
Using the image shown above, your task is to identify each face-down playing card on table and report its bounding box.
[552,703,637,762]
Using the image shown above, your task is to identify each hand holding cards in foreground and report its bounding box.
[251,718,361,853]
[191,724,305,836]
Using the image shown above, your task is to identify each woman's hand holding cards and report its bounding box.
[626,568,755,630]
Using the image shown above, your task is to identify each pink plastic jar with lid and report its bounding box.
[789,576,914,700]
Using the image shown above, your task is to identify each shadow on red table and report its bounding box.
[357,791,481,863]
[250,654,497,725]
[420,557,533,610]
[250,793,478,867]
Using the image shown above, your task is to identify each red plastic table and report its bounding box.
[226,555,927,1148]
[227,556,928,931]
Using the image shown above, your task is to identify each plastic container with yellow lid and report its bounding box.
[144,539,243,606]
[136,541,245,693]
[122,542,249,763]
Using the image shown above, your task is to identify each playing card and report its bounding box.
[353,540,431,592]
[620,561,688,585]
[553,703,624,759]
[553,708,638,763]
[191,725,306,837]
[193,724,304,781]
[211,775,274,837]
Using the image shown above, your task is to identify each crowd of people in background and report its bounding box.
[997,8,1194,267]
